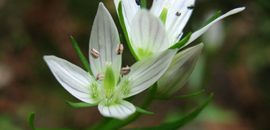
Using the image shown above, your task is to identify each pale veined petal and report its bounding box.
[130,10,171,60]
[44,55,102,104]
[165,0,195,46]
[98,100,136,119]
[121,0,140,36]
[121,49,177,98]
[89,3,121,83]
[157,43,203,97]
[184,7,245,48]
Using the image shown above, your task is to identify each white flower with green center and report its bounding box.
[114,0,245,59]
[43,3,177,119]
[113,0,245,97]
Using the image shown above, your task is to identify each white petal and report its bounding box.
[89,3,121,82]
[44,55,101,104]
[184,7,245,48]
[157,43,203,97]
[98,100,136,119]
[130,10,170,60]
[122,49,177,98]
[165,0,195,45]
[121,0,140,36]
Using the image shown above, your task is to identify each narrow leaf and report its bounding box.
[126,93,214,130]
[70,36,93,75]
[119,34,124,44]
[28,112,36,130]
[169,32,192,49]
[141,0,147,8]
[200,11,221,29]
[118,2,139,61]
[66,100,97,108]
[157,90,205,100]
[135,106,154,115]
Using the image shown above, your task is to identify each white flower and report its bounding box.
[114,0,245,57]
[43,3,177,119]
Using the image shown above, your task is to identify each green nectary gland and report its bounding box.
[138,47,153,60]
[90,83,99,98]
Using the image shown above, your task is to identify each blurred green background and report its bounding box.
[0,0,269,129]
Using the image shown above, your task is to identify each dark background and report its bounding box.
[0,0,269,129]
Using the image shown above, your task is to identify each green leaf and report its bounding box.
[169,32,192,49]
[70,36,93,75]
[199,11,221,29]
[28,112,36,130]
[27,112,75,130]
[141,0,147,8]
[118,1,139,61]
[157,90,205,100]
[135,106,154,115]
[126,93,214,130]
[66,100,97,108]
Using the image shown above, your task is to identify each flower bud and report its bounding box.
[96,73,105,81]
[156,43,203,98]
[90,49,100,59]
[121,66,130,75]
[116,44,124,55]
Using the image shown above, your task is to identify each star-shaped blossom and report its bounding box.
[114,0,245,58]
[44,3,177,119]
[113,0,245,97]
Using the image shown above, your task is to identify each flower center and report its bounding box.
[103,62,115,97]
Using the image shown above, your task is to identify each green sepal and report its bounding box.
[199,11,221,29]
[135,106,154,115]
[169,32,192,49]
[118,1,139,61]
[66,100,97,108]
[70,36,93,75]
[141,0,147,8]
[157,90,205,100]
[126,93,214,130]
[28,112,36,130]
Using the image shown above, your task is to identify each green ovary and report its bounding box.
[103,62,115,97]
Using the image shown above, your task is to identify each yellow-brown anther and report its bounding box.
[90,49,100,59]
[121,66,130,75]
[116,44,124,55]
[96,73,105,81]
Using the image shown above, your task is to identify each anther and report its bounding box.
[175,12,181,16]
[135,0,141,5]
[121,66,130,75]
[116,44,124,55]
[90,49,99,59]
[96,73,105,81]
[187,4,195,10]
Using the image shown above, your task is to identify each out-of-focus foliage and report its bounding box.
[0,0,269,129]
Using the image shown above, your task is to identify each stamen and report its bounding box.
[90,49,100,59]
[135,0,141,5]
[175,12,181,16]
[121,66,130,75]
[116,44,124,55]
[96,73,105,81]
[187,4,195,10]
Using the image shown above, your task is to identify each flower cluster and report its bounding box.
[44,0,245,119]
